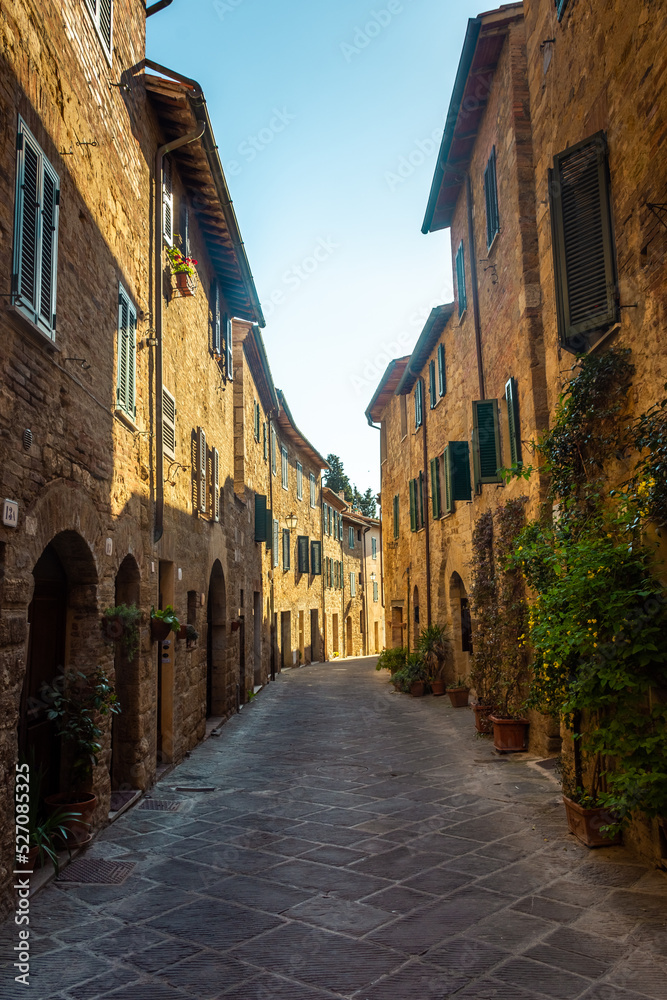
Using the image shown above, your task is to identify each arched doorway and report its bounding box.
[19,531,99,798]
[110,555,141,792]
[413,585,420,650]
[207,560,226,717]
[449,572,472,681]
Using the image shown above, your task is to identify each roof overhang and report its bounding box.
[421,4,524,234]
[144,61,265,326]
[365,357,410,425]
[275,390,329,471]
[396,304,455,394]
[236,320,279,414]
[321,487,347,512]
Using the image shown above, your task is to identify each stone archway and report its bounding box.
[449,571,472,683]
[19,531,100,799]
[110,555,142,793]
[207,560,227,717]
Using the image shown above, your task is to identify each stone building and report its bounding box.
[321,486,346,658]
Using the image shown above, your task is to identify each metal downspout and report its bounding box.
[466,172,485,400]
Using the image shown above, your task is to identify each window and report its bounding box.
[505,377,522,468]
[442,441,472,514]
[414,382,423,429]
[162,388,176,458]
[334,560,339,589]
[198,427,207,514]
[322,503,328,535]
[282,529,291,571]
[393,494,399,539]
[339,516,343,542]
[263,422,268,460]
[437,343,446,397]
[254,401,261,442]
[430,456,442,519]
[484,146,500,248]
[350,573,356,597]
[296,461,303,501]
[373,581,379,603]
[358,530,362,541]
[212,447,220,522]
[162,156,173,246]
[456,241,467,316]
[555,0,569,20]
[212,283,221,356]
[370,537,377,560]
[84,0,113,61]
[12,119,60,339]
[265,507,273,550]
[311,540,322,575]
[254,495,267,542]
[272,519,279,568]
[116,285,136,419]
[271,425,277,474]
[399,395,408,438]
[472,399,502,488]
[429,360,436,409]
[310,472,316,507]
[409,479,417,532]
[549,132,618,352]
[348,525,354,549]
[224,314,233,381]
[281,445,288,490]
[418,470,424,528]
[297,535,309,573]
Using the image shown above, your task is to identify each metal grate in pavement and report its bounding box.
[139,799,182,812]
[56,858,136,885]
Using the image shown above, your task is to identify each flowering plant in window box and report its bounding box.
[166,241,198,297]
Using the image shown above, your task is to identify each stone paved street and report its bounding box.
[2,657,667,999]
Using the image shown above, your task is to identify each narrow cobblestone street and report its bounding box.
[2,657,667,1000]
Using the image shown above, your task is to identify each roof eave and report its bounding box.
[396,304,455,394]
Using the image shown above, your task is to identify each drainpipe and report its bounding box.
[152,73,206,542]
[466,172,485,400]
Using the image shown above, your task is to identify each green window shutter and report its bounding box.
[349,525,354,548]
[311,541,322,575]
[282,528,290,571]
[555,0,569,21]
[297,535,309,573]
[339,517,343,541]
[224,314,233,381]
[549,131,618,353]
[372,537,377,558]
[443,446,454,514]
[409,479,416,532]
[505,377,522,467]
[472,399,502,487]
[429,361,436,409]
[265,507,273,550]
[484,146,499,248]
[212,447,220,522]
[393,494,399,538]
[272,519,279,567]
[263,422,267,459]
[373,581,378,603]
[254,402,260,442]
[414,382,423,429]
[456,241,467,316]
[254,495,267,541]
[450,441,473,502]
[418,470,424,528]
[437,343,446,396]
[430,457,441,519]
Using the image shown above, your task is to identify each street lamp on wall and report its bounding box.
[285,512,298,531]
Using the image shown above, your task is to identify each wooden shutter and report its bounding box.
[456,241,466,315]
[437,343,446,396]
[116,286,136,417]
[372,537,377,558]
[212,284,221,355]
[271,425,276,473]
[225,314,233,380]
[429,361,436,408]
[162,388,176,457]
[99,0,113,54]
[339,516,343,541]
[414,382,423,429]
[265,507,273,550]
[263,422,267,459]
[162,157,173,245]
[297,535,309,573]
[212,447,220,521]
[505,377,522,467]
[311,541,322,575]
[39,160,59,330]
[393,494,399,538]
[549,131,618,352]
[555,0,569,22]
[283,529,290,571]
[273,519,279,567]
[349,525,354,548]
[450,441,473,501]
[198,427,207,513]
[297,462,303,500]
[418,470,425,528]
[430,457,441,519]
[409,479,417,532]
[281,445,288,489]
[350,573,356,597]
[484,146,499,248]
[472,399,502,486]
[373,581,378,603]
[443,446,454,514]
[310,473,316,507]
[254,494,267,541]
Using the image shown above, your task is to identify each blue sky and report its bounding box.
[147,0,483,496]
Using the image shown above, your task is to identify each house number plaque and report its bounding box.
[2,499,19,528]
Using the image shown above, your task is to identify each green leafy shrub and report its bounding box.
[375,646,408,674]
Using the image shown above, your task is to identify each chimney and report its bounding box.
[338,491,345,500]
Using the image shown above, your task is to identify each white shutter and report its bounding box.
[162,388,176,458]
[198,428,207,514]
[213,447,220,522]
[99,0,113,55]
[162,158,173,246]
[273,519,279,568]
[117,286,136,418]
[350,573,356,597]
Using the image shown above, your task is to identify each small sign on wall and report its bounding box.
[2,499,18,528]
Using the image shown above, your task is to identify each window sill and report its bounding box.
[6,305,60,353]
[114,408,141,433]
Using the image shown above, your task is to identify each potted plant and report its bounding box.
[20,760,79,873]
[166,239,198,297]
[375,646,408,676]
[392,654,429,696]
[150,605,180,642]
[177,622,199,645]
[447,678,471,708]
[43,667,120,845]
[559,751,621,847]
[101,603,142,661]
[418,625,451,696]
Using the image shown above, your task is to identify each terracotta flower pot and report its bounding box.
[489,715,529,752]
[562,795,622,848]
[410,681,425,697]
[176,624,188,641]
[44,792,96,846]
[150,618,172,642]
[174,271,195,296]
[447,686,470,708]
[431,680,446,696]
[473,703,494,733]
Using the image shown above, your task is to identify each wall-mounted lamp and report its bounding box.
[285,512,298,531]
